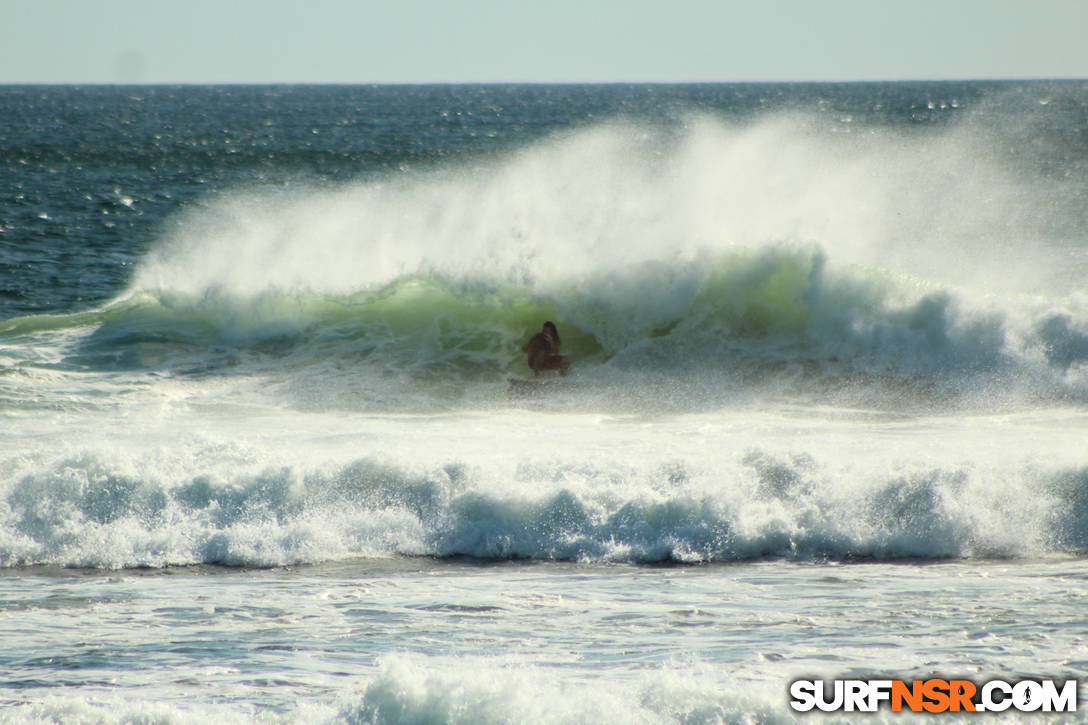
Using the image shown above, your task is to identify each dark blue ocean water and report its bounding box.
[4,82,1086,320]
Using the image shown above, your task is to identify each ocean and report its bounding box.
[2,82,1088,723]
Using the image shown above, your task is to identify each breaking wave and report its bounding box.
[4,243,1088,409]
[3,113,1088,571]
[3,446,1087,569]
[3,115,1086,408]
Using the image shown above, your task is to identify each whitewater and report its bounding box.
[2,82,1088,722]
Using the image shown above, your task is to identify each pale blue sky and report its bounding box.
[3,0,1087,83]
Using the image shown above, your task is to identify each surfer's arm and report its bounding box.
[523,333,545,356]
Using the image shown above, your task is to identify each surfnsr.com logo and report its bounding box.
[789,678,1077,714]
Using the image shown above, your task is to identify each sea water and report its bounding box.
[2,83,1088,723]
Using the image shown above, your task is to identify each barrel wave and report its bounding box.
[9,116,1088,403]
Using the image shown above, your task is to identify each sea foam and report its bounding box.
[3,433,1084,569]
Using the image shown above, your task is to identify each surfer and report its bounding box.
[523,321,571,376]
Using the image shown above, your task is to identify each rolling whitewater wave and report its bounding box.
[2,444,1087,569]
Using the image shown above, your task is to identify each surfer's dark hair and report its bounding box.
[543,321,560,343]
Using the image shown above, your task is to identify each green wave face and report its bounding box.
[2,277,604,383]
[0,241,1062,410]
